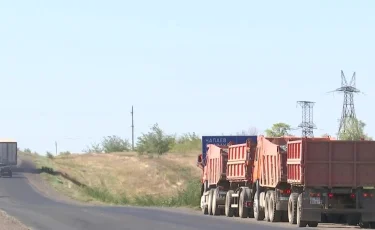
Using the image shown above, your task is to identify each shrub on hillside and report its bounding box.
[46,151,54,159]
[136,123,175,155]
[84,135,130,153]
[60,151,71,156]
[24,148,32,154]
[170,132,201,153]
[102,135,131,153]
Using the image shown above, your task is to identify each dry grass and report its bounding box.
[20,151,202,206]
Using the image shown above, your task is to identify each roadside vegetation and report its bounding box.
[19,118,371,208]
[19,123,204,208]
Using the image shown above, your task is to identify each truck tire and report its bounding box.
[239,189,248,218]
[288,192,298,224]
[212,188,220,216]
[297,193,308,227]
[268,191,281,222]
[308,222,318,227]
[225,190,234,217]
[208,189,214,215]
[201,195,208,215]
[264,191,270,222]
[253,184,265,221]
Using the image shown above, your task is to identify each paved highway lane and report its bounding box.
[0,164,357,230]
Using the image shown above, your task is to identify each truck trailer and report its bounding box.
[285,138,375,228]
[251,136,332,224]
[0,139,17,177]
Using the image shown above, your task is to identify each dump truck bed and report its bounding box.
[205,144,228,186]
[287,139,375,187]
[226,141,255,182]
[254,136,289,188]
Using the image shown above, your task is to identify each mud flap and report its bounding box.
[302,209,321,222]
[361,212,375,222]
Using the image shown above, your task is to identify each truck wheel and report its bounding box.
[268,191,281,222]
[288,192,298,224]
[297,194,308,227]
[225,190,234,217]
[308,222,318,227]
[212,188,220,216]
[208,189,214,215]
[239,189,248,218]
[253,185,265,221]
[264,191,270,222]
[201,195,208,215]
[245,188,254,218]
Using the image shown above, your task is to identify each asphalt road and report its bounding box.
[0,164,355,230]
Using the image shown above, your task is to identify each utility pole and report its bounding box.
[55,141,58,155]
[131,106,134,151]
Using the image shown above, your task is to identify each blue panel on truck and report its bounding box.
[201,135,257,160]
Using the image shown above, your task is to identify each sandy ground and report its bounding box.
[0,210,30,230]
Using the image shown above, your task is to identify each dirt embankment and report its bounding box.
[19,151,201,206]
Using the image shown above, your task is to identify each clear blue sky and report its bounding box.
[1,0,374,154]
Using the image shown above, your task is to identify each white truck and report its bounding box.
[0,139,17,178]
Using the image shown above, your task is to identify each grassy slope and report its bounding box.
[20,151,202,207]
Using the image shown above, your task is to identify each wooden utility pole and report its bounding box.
[131,106,134,150]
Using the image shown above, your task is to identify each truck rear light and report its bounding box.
[328,193,334,198]
[363,193,373,198]
[246,201,253,207]
[350,193,355,199]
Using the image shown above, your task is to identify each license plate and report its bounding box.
[309,197,321,204]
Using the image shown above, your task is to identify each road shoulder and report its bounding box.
[0,209,31,230]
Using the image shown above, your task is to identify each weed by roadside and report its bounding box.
[81,179,201,207]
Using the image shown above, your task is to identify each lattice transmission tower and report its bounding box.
[297,101,316,137]
[332,70,361,138]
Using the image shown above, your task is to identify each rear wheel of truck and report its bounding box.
[297,193,308,227]
[253,188,265,221]
[225,190,234,217]
[288,192,298,224]
[268,191,281,222]
[201,195,208,215]
[208,189,214,215]
[239,188,248,218]
[212,188,220,216]
[264,191,270,222]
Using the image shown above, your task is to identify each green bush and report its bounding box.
[170,133,201,153]
[136,123,175,155]
[84,135,130,153]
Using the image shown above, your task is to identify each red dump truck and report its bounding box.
[285,138,375,228]
[198,135,375,228]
